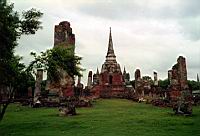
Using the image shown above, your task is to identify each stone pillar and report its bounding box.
[34,69,43,103]
[87,71,92,89]
[164,92,167,98]
[77,76,83,96]
[135,69,141,80]
[135,69,141,89]
[142,90,144,97]
[153,71,158,86]
[168,70,172,84]
[77,76,81,85]
[177,56,188,90]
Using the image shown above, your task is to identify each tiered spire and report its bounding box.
[96,67,99,75]
[101,27,121,73]
[106,27,116,59]
[123,66,126,74]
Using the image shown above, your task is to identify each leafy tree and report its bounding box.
[16,70,35,98]
[28,46,83,82]
[142,76,153,85]
[28,46,83,116]
[188,80,200,90]
[0,56,34,120]
[158,79,170,89]
[0,0,43,121]
[142,76,152,81]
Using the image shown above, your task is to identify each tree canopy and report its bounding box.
[28,46,83,82]
[0,0,43,121]
[188,80,200,90]
[0,0,43,85]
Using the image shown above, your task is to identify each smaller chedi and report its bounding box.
[123,67,130,85]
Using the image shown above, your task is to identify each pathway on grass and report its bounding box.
[0,99,199,136]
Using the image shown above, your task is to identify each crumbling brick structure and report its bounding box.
[168,56,192,114]
[54,21,75,47]
[46,21,75,97]
[169,56,189,100]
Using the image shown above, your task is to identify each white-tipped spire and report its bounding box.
[123,66,126,74]
[106,27,116,58]
[106,27,116,63]
[96,67,99,75]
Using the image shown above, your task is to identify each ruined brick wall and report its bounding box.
[135,69,142,90]
[153,71,158,86]
[135,69,141,81]
[170,56,188,90]
[168,70,172,84]
[168,56,191,103]
[112,73,124,85]
[99,72,123,86]
[46,21,75,97]
[99,72,109,85]
[177,56,188,90]
[87,71,93,89]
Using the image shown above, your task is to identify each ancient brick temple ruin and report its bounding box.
[54,21,75,48]
[168,56,188,101]
[168,56,192,114]
[88,28,130,98]
[46,21,75,97]
[86,28,167,99]
[27,21,192,114]
[85,28,192,112]
[134,69,162,101]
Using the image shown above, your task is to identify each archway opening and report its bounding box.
[109,75,113,84]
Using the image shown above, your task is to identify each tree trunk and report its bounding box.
[0,84,13,122]
[0,102,9,121]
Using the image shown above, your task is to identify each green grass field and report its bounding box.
[0,99,199,136]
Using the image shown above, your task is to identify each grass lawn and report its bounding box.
[0,99,199,136]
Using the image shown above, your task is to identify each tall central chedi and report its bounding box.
[90,28,125,98]
[100,27,123,85]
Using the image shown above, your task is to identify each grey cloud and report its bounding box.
[78,0,200,41]
[11,0,200,84]
[181,0,200,17]
[178,17,200,41]
[78,0,200,19]
[78,1,145,20]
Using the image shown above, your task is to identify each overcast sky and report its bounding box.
[11,0,200,85]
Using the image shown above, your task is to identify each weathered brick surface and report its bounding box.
[54,21,75,46]
[168,56,192,114]
[46,21,75,97]
[169,56,189,101]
